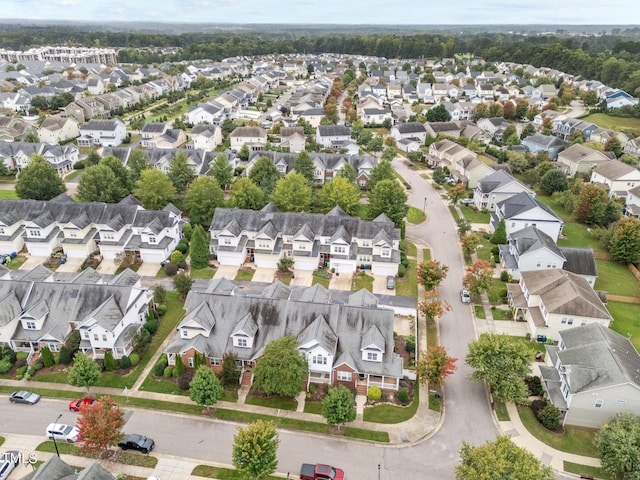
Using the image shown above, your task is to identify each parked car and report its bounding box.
[45,423,80,443]
[9,390,41,405]
[119,434,155,454]
[459,198,474,206]
[69,397,95,412]
[386,275,396,290]
[0,451,20,480]
[460,289,472,304]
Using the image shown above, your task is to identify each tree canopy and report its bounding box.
[292,150,316,187]
[367,179,408,228]
[189,365,223,412]
[68,352,102,393]
[595,413,640,480]
[248,156,281,198]
[77,164,123,203]
[133,168,176,210]
[212,154,234,189]
[168,151,196,194]
[232,420,279,480]
[184,176,224,226]
[416,260,449,291]
[416,345,457,389]
[77,396,124,454]
[230,177,266,210]
[15,154,66,200]
[269,172,312,212]
[318,176,361,215]
[252,336,307,398]
[322,385,356,431]
[609,217,640,264]
[367,159,395,191]
[189,224,210,269]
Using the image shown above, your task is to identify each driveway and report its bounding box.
[328,272,352,291]
[253,267,276,283]
[137,262,162,277]
[19,256,47,270]
[213,264,240,280]
[290,269,313,286]
[56,257,83,273]
[372,274,393,294]
[96,260,118,275]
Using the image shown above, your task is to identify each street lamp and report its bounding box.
[52,413,62,457]
[378,464,381,480]
[423,197,427,213]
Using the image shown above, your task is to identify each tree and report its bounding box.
[15,154,66,200]
[426,104,451,122]
[506,152,528,174]
[127,149,149,183]
[594,413,640,480]
[432,166,447,185]
[189,224,210,269]
[100,156,133,198]
[418,289,451,323]
[367,136,383,154]
[368,179,408,228]
[238,144,250,162]
[465,333,531,403]
[539,169,568,195]
[248,157,281,198]
[189,365,223,413]
[456,435,553,480]
[416,260,448,291]
[415,345,457,389]
[367,159,395,191]
[449,183,467,205]
[232,420,279,480]
[168,151,196,194]
[270,172,312,212]
[68,352,102,394]
[318,177,360,215]
[173,272,193,299]
[220,352,241,387]
[133,168,176,210]
[292,150,316,187]
[461,232,481,257]
[605,136,623,158]
[463,260,494,297]
[574,183,611,226]
[40,345,55,368]
[322,385,356,432]
[230,177,266,210]
[609,217,640,264]
[77,164,122,203]
[184,176,224,226]
[277,257,294,272]
[77,396,125,455]
[252,336,307,398]
[490,219,507,245]
[212,154,234,190]
[336,163,357,183]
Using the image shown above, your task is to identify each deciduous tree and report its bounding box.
[322,385,356,432]
[367,159,395,191]
[77,164,122,203]
[595,413,640,480]
[127,149,150,183]
[465,334,531,403]
[184,176,224,226]
[230,177,266,210]
[249,156,281,198]
[100,155,133,197]
[574,183,611,226]
[77,396,124,455]
[416,260,449,291]
[133,169,176,210]
[189,224,210,269]
[336,163,357,183]
[460,232,481,257]
[15,154,66,200]
[418,289,451,323]
[232,420,279,480]
[318,176,360,215]
[173,272,193,299]
[416,345,457,388]
[292,150,316,187]
[539,169,568,196]
[252,337,307,398]
[68,352,101,393]
[189,365,223,413]
[270,172,312,212]
[449,183,467,205]
[463,260,494,297]
[368,179,408,228]
[456,435,553,480]
[212,154,234,190]
[168,151,196,194]
[609,217,640,264]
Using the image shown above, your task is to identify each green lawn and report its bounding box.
[557,223,606,253]
[303,401,323,414]
[312,270,331,288]
[518,406,598,457]
[352,272,374,292]
[406,206,426,224]
[595,260,640,297]
[245,394,297,411]
[448,205,460,222]
[563,461,611,480]
[405,241,417,257]
[64,170,83,181]
[476,236,496,264]
[192,465,281,480]
[0,189,17,199]
[491,307,512,320]
[5,255,26,269]
[582,113,640,136]
[190,267,216,279]
[493,399,510,421]
[395,259,417,298]
[474,305,486,319]
[422,248,431,261]
[606,301,640,351]
[506,336,545,360]
[363,388,419,423]
[234,268,254,281]
[487,279,507,305]
[460,205,491,224]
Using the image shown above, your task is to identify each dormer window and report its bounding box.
[333,245,346,254]
[102,232,115,240]
[148,236,157,244]
[69,231,78,238]
[25,321,36,330]
[257,241,270,249]
[367,352,379,361]
[0,227,5,235]
[223,237,232,245]
[381,248,391,258]
[29,229,42,238]
[312,355,327,365]
[236,337,248,348]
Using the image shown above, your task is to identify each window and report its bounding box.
[298,243,306,250]
[93,334,99,341]
[258,241,270,249]
[337,371,352,381]
[102,334,107,342]
[561,317,574,325]
[334,245,346,254]
[595,399,603,408]
[381,248,391,258]
[83,331,89,339]
[511,222,516,228]
[211,358,220,366]
[223,238,232,245]
[68,231,78,238]
[188,357,194,368]
[237,337,248,348]
[29,229,42,237]
[102,232,115,240]
[313,355,327,365]
[26,321,36,330]
[181,330,188,337]
[48,343,58,352]
[148,236,157,244]
[366,352,379,361]
[362,240,370,247]
[536,260,541,267]
[0,227,5,235]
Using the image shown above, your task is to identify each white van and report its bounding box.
[45,423,80,443]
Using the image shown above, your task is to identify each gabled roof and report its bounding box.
[592,159,639,180]
[476,169,532,195]
[497,192,561,223]
[297,314,338,355]
[510,226,565,259]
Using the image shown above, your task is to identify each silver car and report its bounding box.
[9,390,41,405]
[460,289,472,304]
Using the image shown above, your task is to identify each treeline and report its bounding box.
[1,26,640,94]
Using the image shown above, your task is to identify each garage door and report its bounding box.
[141,251,165,263]
[255,256,278,269]
[372,263,399,276]
[294,259,317,271]
[218,252,244,266]
[331,261,356,274]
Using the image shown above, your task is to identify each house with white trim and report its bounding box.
[589,159,640,199]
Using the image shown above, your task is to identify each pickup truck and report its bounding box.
[299,463,345,480]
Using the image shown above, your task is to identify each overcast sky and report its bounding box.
[0,0,633,25]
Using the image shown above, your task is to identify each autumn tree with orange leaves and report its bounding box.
[77,396,124,456]
[418,289,451,323]
[416,345,457,388]
[463,260,494,297]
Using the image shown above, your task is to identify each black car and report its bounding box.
[118,434,155,453]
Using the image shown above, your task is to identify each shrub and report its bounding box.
[397,264,406,277]
[170,250,185,264]
[65,330,81,355]
[163,366,174,378]
[54,354,60,365]
[178,260,189,271]
[59,346,72,365]
[119,355,131,369]
[0,346,16,365]
[368,386,382,402]
[144,318,158,335]
[129,352,140,366]
[153,285,167,304]
[173,357,186,377]
[220,352,241,387]
[530,399,547,416]
[525,376,544,396]
[538,403,562,431]
[154,355,168,377]
[500,270,510,282]
[104,350,117,371]
[397,388,409,404]
[0,359,11,374]
[177,370,194,390]
[404,336,416,355]
[175,241,189,254]
[32,360,44,371]
[40,346,55,368]
[16,365,28,379]
[157,304,168,316]
[133,328,151,352]
[164,262,179,276]
[14,358,26,369]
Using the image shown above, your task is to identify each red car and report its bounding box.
[68,397,95,412]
